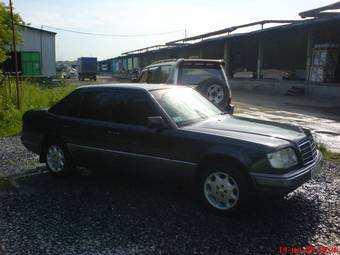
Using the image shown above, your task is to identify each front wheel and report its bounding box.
[45,143,74,176]
[198,162,249,215]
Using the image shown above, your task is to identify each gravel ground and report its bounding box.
[0,136,42,177]
[0,136,339,254]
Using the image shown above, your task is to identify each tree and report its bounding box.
[0,1,24,66]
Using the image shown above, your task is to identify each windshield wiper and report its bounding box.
[194,109,208,119]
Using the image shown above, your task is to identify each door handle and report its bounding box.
[107,130,120,136]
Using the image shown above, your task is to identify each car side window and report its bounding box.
[159,65,172,83]
[78,90,114,121]
[110,90,158,126]
[148,67,161,84]
[49,90,82,117]
[139,70,149,82]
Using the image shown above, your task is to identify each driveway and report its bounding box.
[232,90,340,152]
[0,137,339,255]
[0,162,338,255]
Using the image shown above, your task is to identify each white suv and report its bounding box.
[137,59,234,113]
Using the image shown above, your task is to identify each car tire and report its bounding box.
[45,142,75,176]
[197,162,250,216]
[197,78,229,109]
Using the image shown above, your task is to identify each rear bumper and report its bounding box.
[250,151,323,193]
[226,104,234,115]
[21,132,43,155]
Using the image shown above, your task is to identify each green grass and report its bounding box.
[0,177,10,191]
[0,81,77,137]
[317,144,340,161]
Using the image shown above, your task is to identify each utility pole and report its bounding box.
[185,29,187,39]
[9,0,20,109]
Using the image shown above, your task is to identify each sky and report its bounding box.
[7,0,334,61]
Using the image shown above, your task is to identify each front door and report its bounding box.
[103,89,191,175]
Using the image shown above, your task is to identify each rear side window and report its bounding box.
[79,90,114,121]
[49,90,82,117]
[76,89,158,125]
[159,65,172,83]
[148,67,160,84]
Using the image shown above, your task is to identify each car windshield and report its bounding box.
[151,88,222,127]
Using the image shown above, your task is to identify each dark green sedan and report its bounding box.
[21,84,323,215]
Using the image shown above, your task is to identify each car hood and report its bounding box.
[184,115,306,144]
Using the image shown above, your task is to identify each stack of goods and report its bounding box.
[309,44,339,83]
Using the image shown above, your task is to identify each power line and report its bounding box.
[42,25,185,37]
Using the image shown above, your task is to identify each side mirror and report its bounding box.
[147,116,166,130]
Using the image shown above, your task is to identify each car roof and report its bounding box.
[77,83,186,92]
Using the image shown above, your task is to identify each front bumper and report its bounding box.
[250,151,323,193]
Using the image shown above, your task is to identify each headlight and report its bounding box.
[267,148,298,169]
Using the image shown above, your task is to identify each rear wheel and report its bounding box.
[45,143,74,176]
[198,162,249,215]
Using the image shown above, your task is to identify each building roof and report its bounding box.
[78,83,184,91]
[166,20,300,45]
[299,1,340,18]
[196,15,340,44]
[19,25,57,35]
[118,14,340,60]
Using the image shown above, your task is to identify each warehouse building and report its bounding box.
[98,58,113,73]
[112,2,340,97]
[3,25,56,77]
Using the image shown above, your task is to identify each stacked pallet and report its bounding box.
[309,44,339,83]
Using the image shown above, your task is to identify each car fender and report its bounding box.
[201,145,252,169]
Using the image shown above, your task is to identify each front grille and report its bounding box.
[297,136,317,166]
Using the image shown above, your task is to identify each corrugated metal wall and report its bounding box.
[17,27,56,77]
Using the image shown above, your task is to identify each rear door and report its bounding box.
[51,88,111,168]
[70,88,112,168]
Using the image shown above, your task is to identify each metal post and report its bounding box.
[223,40,231,77]
[199,47,203,58]
[257,39,263,79]
[40,25,43,76]
[7,74,11,96]
[305,31,312,81]
[9,0,20,109]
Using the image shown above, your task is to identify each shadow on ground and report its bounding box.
[0,167,323,255]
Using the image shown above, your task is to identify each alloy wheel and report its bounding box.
[203,172,240,210]
[46,145,65,173]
